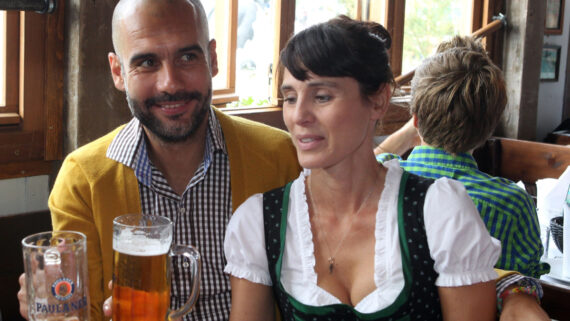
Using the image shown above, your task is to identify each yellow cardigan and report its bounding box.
[48,108,301,320]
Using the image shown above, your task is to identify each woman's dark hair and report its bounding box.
[280,15,394,97]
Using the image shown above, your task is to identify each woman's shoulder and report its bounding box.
[231,193,264,222]
[421,176,501,286]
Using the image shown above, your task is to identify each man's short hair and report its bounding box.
[410,37,507,154]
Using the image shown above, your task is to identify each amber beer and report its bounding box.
[112,239,171,321]
[112,214,201,321]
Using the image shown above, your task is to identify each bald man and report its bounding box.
[17,0,299,320]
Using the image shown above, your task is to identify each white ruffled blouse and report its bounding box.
[224,159,500,313]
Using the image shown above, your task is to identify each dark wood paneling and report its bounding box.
[0,210,52,321]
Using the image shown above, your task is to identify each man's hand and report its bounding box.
[103,296,113,318]
[17,273,29,320]
[500,290,549,321]
[103,280,113,318]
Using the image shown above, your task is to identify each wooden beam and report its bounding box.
[44,0,65,160]
[385,0,405,78]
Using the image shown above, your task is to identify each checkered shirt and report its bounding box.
[107,108,231,321]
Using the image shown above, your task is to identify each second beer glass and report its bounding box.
[112,214,201,321]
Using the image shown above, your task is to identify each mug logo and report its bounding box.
[51,278,75,301]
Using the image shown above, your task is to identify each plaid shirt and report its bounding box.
[377,146,549,278]
[107,108,231,321]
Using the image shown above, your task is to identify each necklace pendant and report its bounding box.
[328,257,335,273]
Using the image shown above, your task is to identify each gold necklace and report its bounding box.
[307,175,376,273]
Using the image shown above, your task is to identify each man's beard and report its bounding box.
[126,89,211,143]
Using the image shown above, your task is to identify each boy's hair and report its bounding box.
[435,35,487,55]
[410,36,507,153]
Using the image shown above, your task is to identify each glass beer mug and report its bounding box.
[112,214,201,321]
[22,231,89,321]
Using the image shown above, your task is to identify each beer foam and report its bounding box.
[113,233,170,256]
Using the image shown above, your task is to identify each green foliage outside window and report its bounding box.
[402,0,471,74]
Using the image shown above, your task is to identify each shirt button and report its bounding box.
[180,207,186,214]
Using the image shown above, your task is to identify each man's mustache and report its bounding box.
[144,91,203,108]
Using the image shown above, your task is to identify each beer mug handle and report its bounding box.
[168,245,201,321]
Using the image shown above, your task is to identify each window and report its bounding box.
[401,0,473,75]
[0,11,5,106]
[0,5,64,179]
[206,0,359,108]
[0,11,19,122]
[209,0,498,114]
[204,1,238,105]
[294,1,358,33]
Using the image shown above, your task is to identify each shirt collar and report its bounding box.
[106,117,144,168]
[107,107,227,186]
[407,146,478,170]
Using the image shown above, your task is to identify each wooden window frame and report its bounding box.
[1,11,19,120]
[385,0,406,79]
[211,0,240,105]
[0,3,64,179]
[221,0,294,130]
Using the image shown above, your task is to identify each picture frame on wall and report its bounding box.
[545,0,565,34]
[540,45,561,81]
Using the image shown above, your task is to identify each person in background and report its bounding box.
[374,35,549,319]
[17,0,299,320]
[225,16,501,320]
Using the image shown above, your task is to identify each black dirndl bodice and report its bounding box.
[262,171,442,321]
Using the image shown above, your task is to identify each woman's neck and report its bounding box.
[308,158,385,218]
